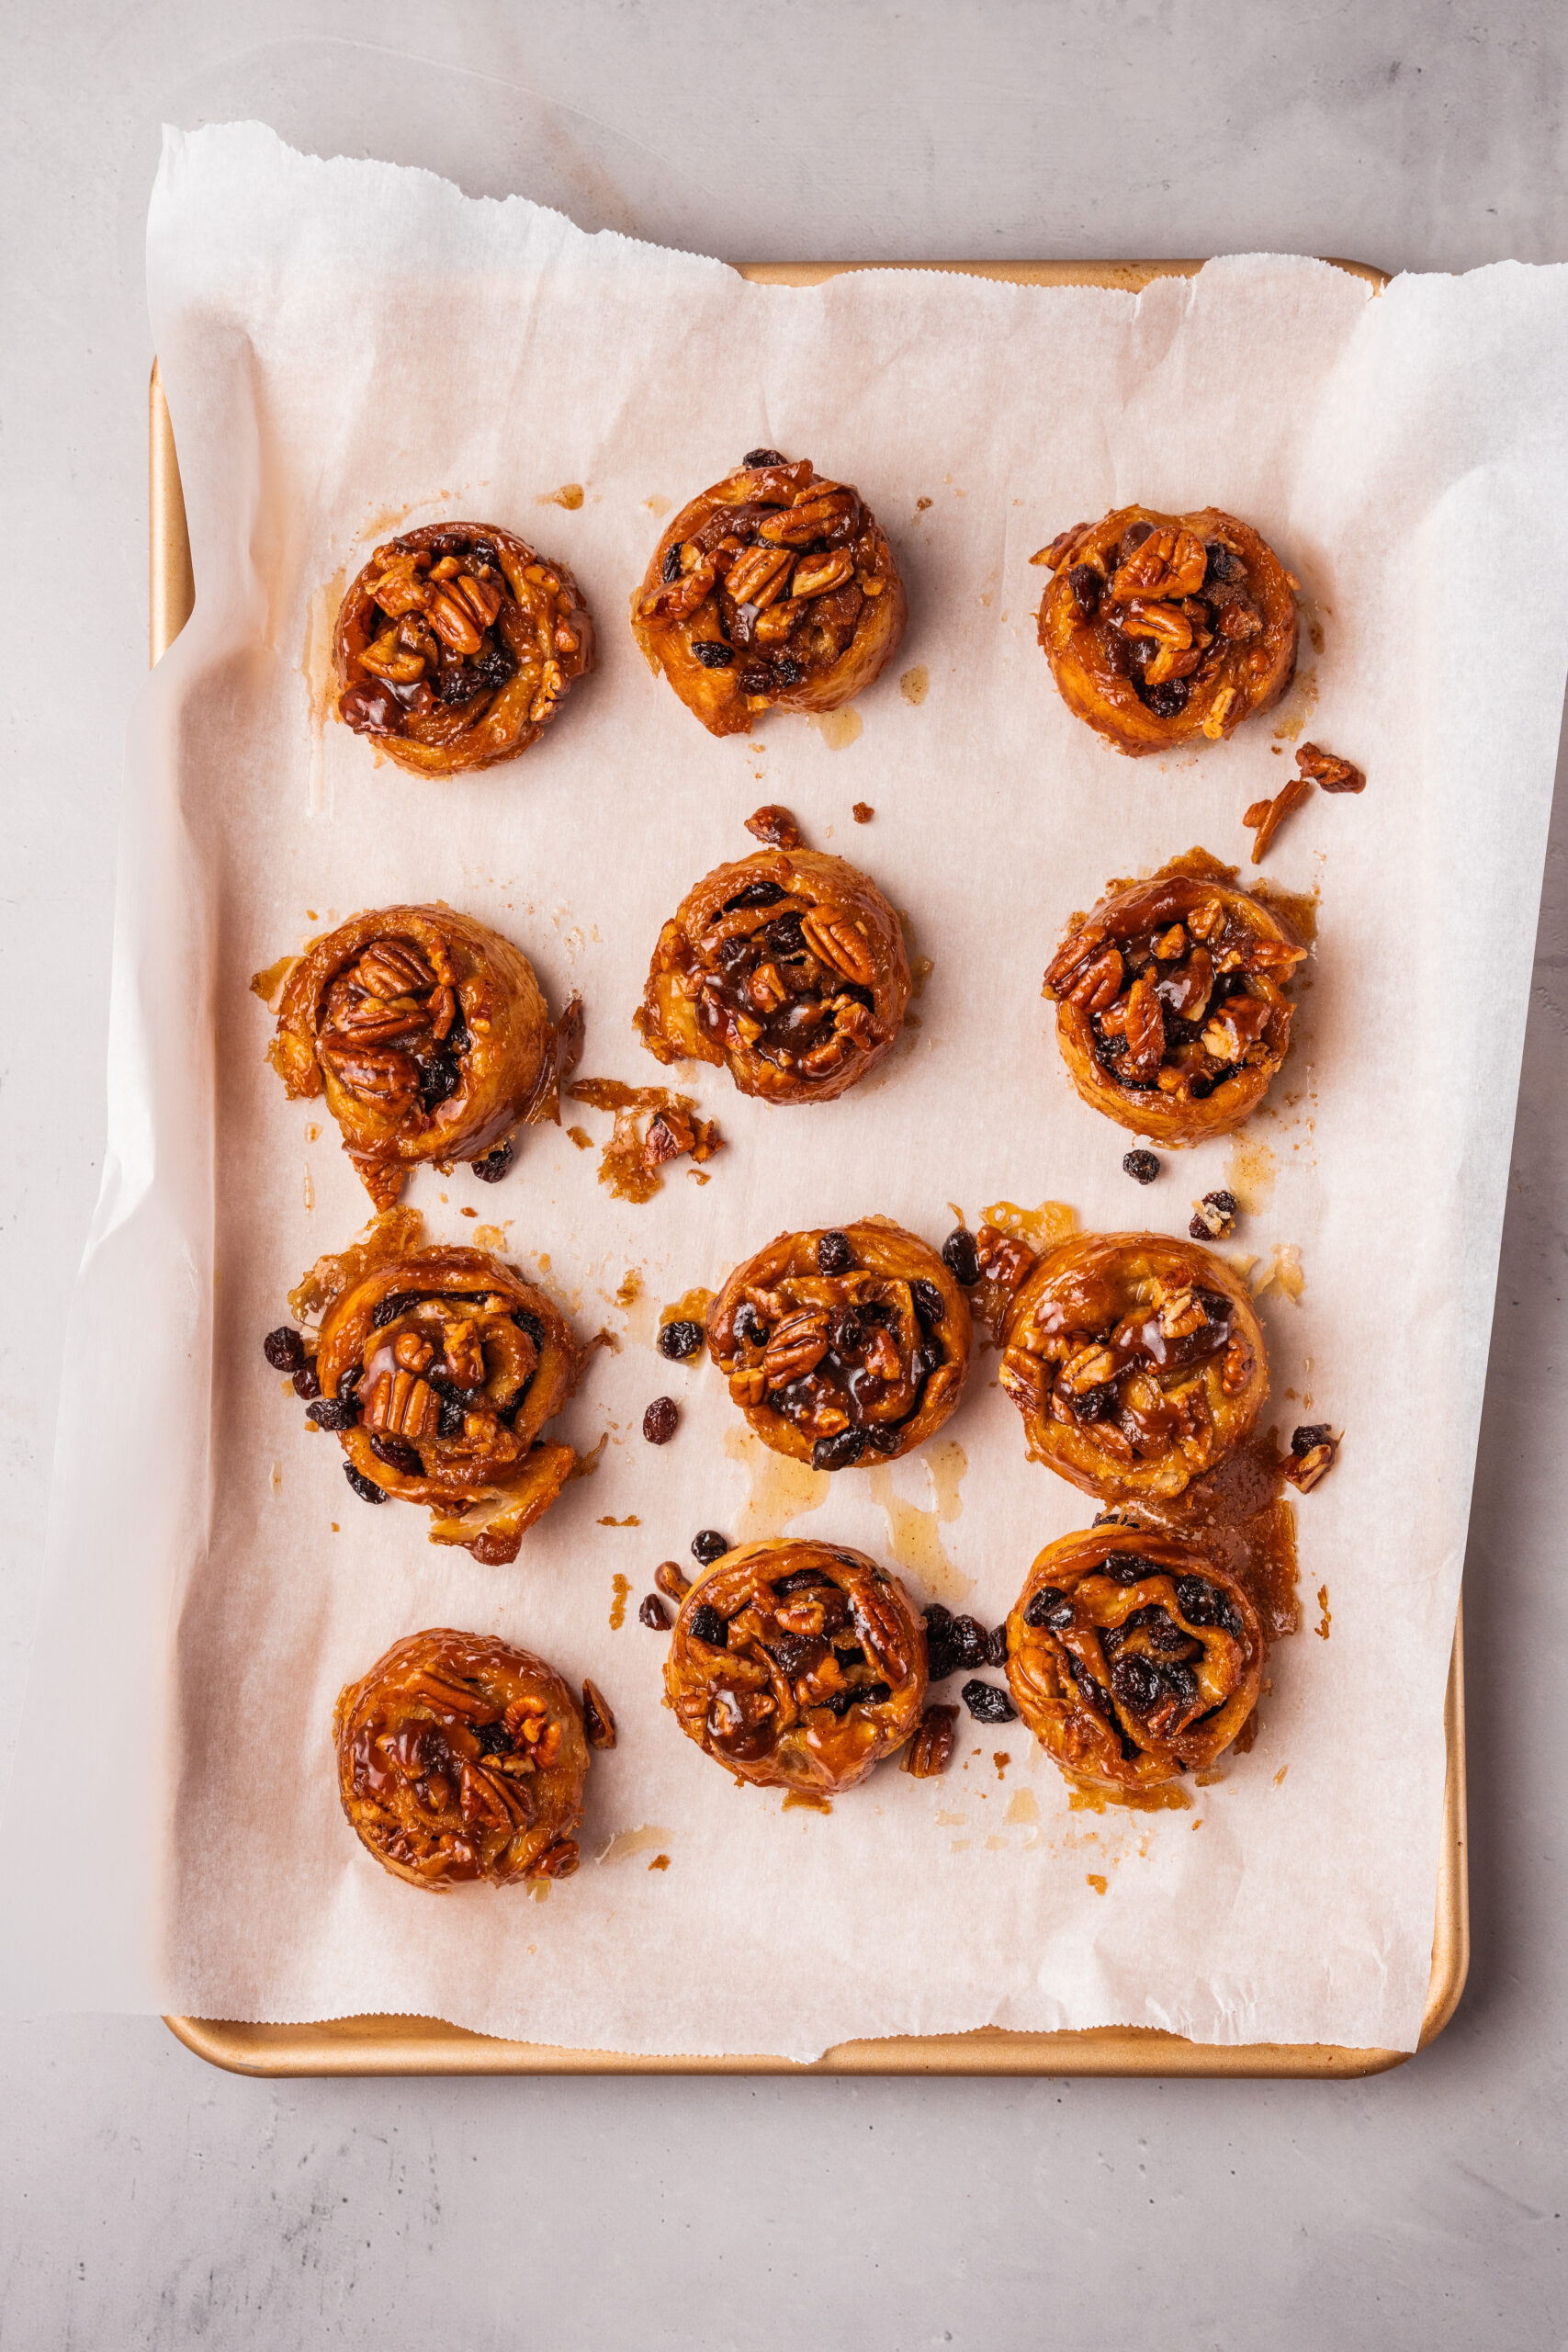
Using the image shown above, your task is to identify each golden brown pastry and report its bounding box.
[1034,506,1296,755]
[274,1210,588,1562]
[636,847,909,1102]
[333,1628,589,1887]
[1006,1526,1262,1792]
[664,1538,926,1793]
[334,523,593,775]
[706,1218,971,1471]
[261,904,582,1209]
[630,451,905,736]
[1043,863,1305,1145]
[995,1231,1267,1500]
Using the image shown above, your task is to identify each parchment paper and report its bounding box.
[7,121,1568,2055]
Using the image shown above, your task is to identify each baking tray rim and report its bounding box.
[150,248,1467,2078]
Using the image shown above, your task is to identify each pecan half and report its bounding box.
[901,1702,959,1777]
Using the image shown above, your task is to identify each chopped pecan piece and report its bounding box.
[1244,775,1314,864]
[1296,741,1365,794]
[743,804,802,850]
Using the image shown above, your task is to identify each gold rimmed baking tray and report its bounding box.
[152,253,1469,2079]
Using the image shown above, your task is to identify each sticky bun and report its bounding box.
[706,1218,972,1471]
[995,1230,1267,1500]
[280,1210,587,1562]
[664,1538,926,1793]
[1006,1527,1262,1792]
[1034,506,1296,755]
[334,522,593,775]
[1043,862,1305,1144]
[333,1628,588,1887]
[636,848,909,1102]
[630,451,905,736]
[261,904,581,1209]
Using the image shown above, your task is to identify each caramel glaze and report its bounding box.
[664,1538,926,1794]
[637,849,910,1105]
[1124,1425,1300,1643]
[1044,855,1306,1148]
[707,1218,973,1472]
[333,1627,588,1888]
[1007,1524,1264,1794]
[996,1230,1268,1503]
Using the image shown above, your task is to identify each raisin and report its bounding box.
[437,1394,466,1439]
[292,1363,321,1401]
[1071,1658,1105,1711]
[471,1139,514,1183]
[941,1227,980,1285]
[912,1343,942,1385]
[961,1679,1018,1724]
[774,1568,831,1596]
[1175,1580,1241,1636]
[338,1364,363,1400]
[985,1623,1009,1667]
[923,1602,953,1630]
[949,1616,987,1668]
[468,538,500,571]
[1160,1661,1199,1705]
[857,1299,891,1325]
[834,1643,866,1668]
[262,1327,304,1372]
[925,1627,959,1683]
[687,1602,728,1648]
[732,1302,766,1349]
[307,1396,358,1432]
[1023,1587,1075,1632]
[1292,1422,1333,1454]
[767,1634,822,1678]
[692,1529,731,1565]
[658,1319,704,1362]
[1119,521,1154,561]
[1189,1074,1215,1101]
[739,662,773,694]
[639,1594,671,1630]
[643,1396,679,1444]
[373,1292,423,1329]
[1110,1654,1161,1713]
[693,640,734,669]
[817,1230,853,1274]
[722,880,787,912]
[772,655,806,687]
[1073,1384,1119,1423]
[744,447,785,467]
[446,1016,474,1057]
[477,1722,510,1757]
[1122,1149,1160,1184]
[418,1053,462,1112]
[661,543,682,583]
[511,1306,546,1347]
[1104,1552,1160,1585]
[435,662,482,705]
[860,1681,892,1709]
[911,1278,945,1327]
[1066,562,1102,622]
[1144,678,1190,718]
[761,911,807,958]
[474,642,516,690]
[813,1428,866,1472]
[344,1463,385,1505]
[863,1427,904,1456]
[368,1434,420,1476]
[1204,540,1244,585]
[824,1688,858,1718]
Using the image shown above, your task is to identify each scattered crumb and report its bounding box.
[568,1126,592,1149]
[649,1854,671,1871]
[852,801,874,823]
[597,1514,640,1528]
[993,1752,1010,1779]
[609,1573,631,1629]
[1274,1765,1289,1786]
[459,1205,478,1217]
[1316,1584,1332,1639]
[1087,1873,1109,1895]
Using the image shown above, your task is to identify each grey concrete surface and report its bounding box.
[3,4,1565,2345]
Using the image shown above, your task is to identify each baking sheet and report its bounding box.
[7,122,1567,2057]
